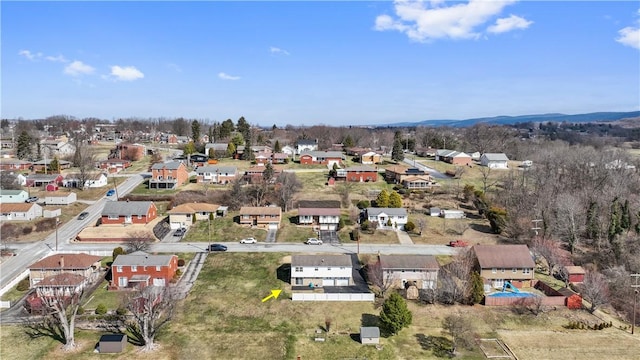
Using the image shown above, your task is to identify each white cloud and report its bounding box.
[218,72,241,80]
[45,55,68,63]
[270,46,290,55]
[617,26,640,49]
[110,65,144,81]
[374,0,526,42]
[487,14,533,33]
[64,60,95,76]
[18,50,41,60]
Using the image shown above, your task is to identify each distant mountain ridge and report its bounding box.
[385,111,640,128]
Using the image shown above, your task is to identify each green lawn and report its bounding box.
[275,213,317,243]
[82,280,123,311]
[184,213,266,242]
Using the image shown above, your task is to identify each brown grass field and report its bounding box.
[2,252,639,360]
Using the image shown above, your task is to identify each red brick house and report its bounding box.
[112,143,146,161]
[101,201,158,225]
[343,166,378,182]
[149,161,189,189]
[110,251,178,289]
[299,151,343,166]
[25,273,88,314]
[25,174,64,188]
[243,165,282,183]
[384,166,426,184]
[0,158,32,171]
[239,206,282,229]
[98,158,132,173]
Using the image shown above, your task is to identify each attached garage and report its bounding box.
[322,279,335,286]
[153,278,166,286]
[335,278,349,286]
[268,223,279,230]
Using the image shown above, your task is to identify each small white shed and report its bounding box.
[429,207,441,217]
[441,209,465,219]
[360,326,380,345]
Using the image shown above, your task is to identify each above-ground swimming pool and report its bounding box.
[487,291,537,298]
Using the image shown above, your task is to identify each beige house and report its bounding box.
[473,245,535,289]
[239,206,282,229]
[28,253,103,288]
[379,255,439,289]
[167,203,220,229]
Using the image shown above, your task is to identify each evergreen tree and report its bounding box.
[220,119,235,138]
[208,126,214,143]
[208,148,215,159]
[236,116,250,141]
[486,207,507,234]
[388,191,403,208]
[112,247,126,260]
[343,135,354,148]
[183,141,196,155]
[376,189,390,207]
[263,162,274,183]
[49,156,60,173]
[243,138,255,161]
[391,131,404,162]
[16,130,32,160]
[273,140,282,153]
[470,271,484,304]
[379,292,412,335]
[635,210,640,234]
[226,142,236,158]
[608,197,622,242]
[621,199,631,231]
[586,201,600,240]
[191,120,201,143]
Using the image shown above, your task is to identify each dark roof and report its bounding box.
[297,200,341,209]
[29,253,103,270]
[100,334,127,342]
[473,245,535,268]
[379,255,439,270]
[296,139,317,146]
[102,201,154,217]
[292,255,352,268]
[298,208,341,216]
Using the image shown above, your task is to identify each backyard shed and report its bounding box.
[360,326,380,345]
[441,209,465,219]
[564,265,586,284]
[429,207,440,217]
[99,334,127,353]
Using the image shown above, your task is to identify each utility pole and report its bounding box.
[632,273,640,335]
[55,217,59,252]
[531,219,543,237]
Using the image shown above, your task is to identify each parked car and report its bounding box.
[77,212,89,220]
[173,227,187,237]
[305,238,323,245]
[240,237,257,244]
[208,243,228,252]
[25,196,39,203]
[106,189,116,196]
[448,240,469,247]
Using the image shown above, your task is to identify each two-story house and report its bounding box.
[295,139,318,154]
[28,253,103,288]
[473,245,535,289]
[342,166,378,182]
[110,251,178,289]
[149,161,189,189]
[297,200,341,230]
[364,207,408,230]
[239,206,282,229]
[101,201,158,225]
[378,255,439,289]
[195,166,238,184]
[291,255,353,287]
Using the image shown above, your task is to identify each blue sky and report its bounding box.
[2,1,639,127]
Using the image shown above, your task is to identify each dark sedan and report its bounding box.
[208,244,227,252]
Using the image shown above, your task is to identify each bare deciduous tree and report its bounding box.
[580,270,610,313]
[126,231,154,253]
[366,259,393,298]
[276,172,302,212]
[530,237,570,276]
[124,285,176,352]
[441,314,475,355]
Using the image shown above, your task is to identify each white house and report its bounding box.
[295,139,318,154]
[480,153,510,169]
[0,203,43,221]
[195,166,238,184]
[44,192,77,205]
[63,172,108,188]
[378,255,440,290]
[0,189,29,204]
[365,207,408,230]
[281,145,295,156]
[291,255,353,287]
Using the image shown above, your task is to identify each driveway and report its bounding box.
[403,158,448,179]
[265,229,277,243]
[396,230,414,245]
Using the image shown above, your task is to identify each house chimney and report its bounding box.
[59,256,64,268]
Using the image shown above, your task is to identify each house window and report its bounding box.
[492,268,497,274]
[108,215,118,220]
[501,268,505,273]
[295,278,303,285]
[116,266,122,273]
[295,267,302,272]
[523,268,531,274]
[156,266,161,271]
[131,266,137,272]
[512,268,517,273]
[314,268,319,271]
[138,215,142,219]
[327,267,331,271]
[340,267,345,270]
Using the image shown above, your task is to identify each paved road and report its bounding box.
[403,158,448,179]
[0,174,145,291]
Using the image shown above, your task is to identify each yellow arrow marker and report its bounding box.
[261,289,282,302]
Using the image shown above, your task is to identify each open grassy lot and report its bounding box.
[185,213,266,242]
[276,213,317,243]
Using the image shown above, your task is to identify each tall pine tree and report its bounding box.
[391,131,404,162]
[379,292,412,335]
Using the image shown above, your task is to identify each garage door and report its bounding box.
[153,278,166,286]
[336,279,349,286]
[320,224,329,230]
[170,222,182,230]
[268,223,278,230]
[322,279,334,286]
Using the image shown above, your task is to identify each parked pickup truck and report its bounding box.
[448,240,469,247]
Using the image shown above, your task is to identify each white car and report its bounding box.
[305,238,323,245]
[240,237,257,244]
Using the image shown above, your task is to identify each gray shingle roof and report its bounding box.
[102,201,153,217]
[111,251,175,267]
[360,327,380,338]
[379,255,439,270]
[292,255,353,268]
[0,189,26,196]
[151,161,183,170]
[482,153,510,161]
[366,207,408,217]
